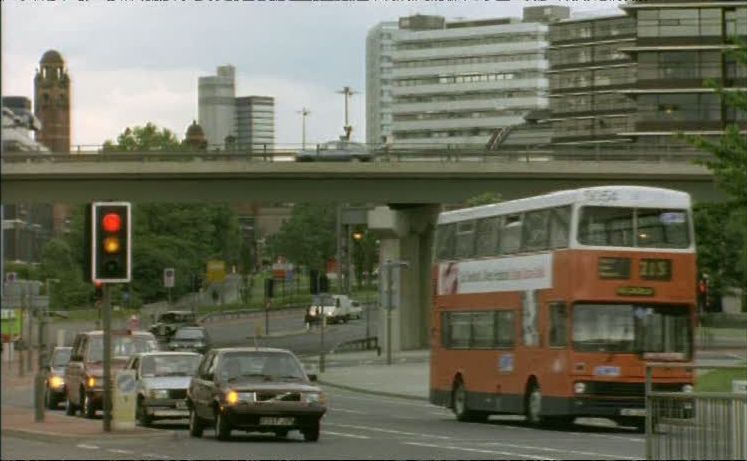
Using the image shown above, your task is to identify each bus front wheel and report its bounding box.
[452,380,487,423]
[525,382,543,426]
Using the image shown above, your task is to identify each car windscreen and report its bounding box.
[220,352,306,382]
[88,335,159,362]
[174,329,205,340]
[52,349,72,366]
[141,354,201,377]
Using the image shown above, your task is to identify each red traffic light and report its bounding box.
[102,213,122,233]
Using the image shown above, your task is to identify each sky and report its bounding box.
[2,0,623,148]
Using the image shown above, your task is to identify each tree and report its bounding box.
[266,204,337,271]
[102,122,182,152]
[465,192,502,207]
[683,39,747,311]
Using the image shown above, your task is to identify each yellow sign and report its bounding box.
[617,286,655,297]
[206,260,226,284]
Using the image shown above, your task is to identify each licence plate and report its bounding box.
[176,401,187,410]
[260,417,294,426]
[620,408,646,417]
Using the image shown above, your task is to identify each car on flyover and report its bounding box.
[44,346,72,409]
[126,351,202,427]
[187,347,326,441]
[295,140,373,162]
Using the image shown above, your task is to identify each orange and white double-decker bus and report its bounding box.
[430,186,696,428]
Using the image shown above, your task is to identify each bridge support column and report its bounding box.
[368,205,438,354]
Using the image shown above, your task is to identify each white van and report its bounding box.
[305,294,360,325]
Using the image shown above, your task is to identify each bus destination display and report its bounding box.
[599,257,631,280]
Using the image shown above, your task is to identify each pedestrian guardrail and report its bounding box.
[646,364,747,460]
[198,303,307,324]
[331,337,380,355]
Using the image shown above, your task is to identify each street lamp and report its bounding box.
[297,107,311,149]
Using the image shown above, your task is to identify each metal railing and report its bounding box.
[646,364,747,460]
[1,143,710,165]
[331,336,380,355]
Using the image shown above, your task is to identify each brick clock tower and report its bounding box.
[34,49,71,153]
[34,49,72,236]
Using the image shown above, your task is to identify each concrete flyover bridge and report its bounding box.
[0,147,721,204]
[0,146,723,354]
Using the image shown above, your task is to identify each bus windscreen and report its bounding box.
[577,207,690,248]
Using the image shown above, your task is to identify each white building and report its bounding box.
[368,7,568,148]
[365,21,398,147]
[235,96,275,152]
[198,65,237,149]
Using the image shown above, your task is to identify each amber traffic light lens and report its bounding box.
[103,237,121,254]
[102,213,122,233]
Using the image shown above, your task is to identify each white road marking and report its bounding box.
[142,454,170,459]
[76,444,99,450]
[570,432,643,443]
[108,449,134,454]
[404,441,555,460]
[330,407,366,414]
[482,441,640,459]
[330,392,434,409]
[327,423,451,440]
[324,431,371,439]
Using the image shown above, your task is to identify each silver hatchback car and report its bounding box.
[125,351,202,426]
[295,140,373,162]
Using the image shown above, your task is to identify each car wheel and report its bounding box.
[215,410,231,441]
[275,429,289,438]
[83,391,96,419]
[137,398,152,427]
[302,422,320,442]
[525,382,543,426]
[65,394,77,416]
[189,409,204,438]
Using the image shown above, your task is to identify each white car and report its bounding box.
[295,141,373,162]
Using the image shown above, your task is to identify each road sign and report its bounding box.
[163,268,175,288]
[206,260,226,284]
[112,370,136,430]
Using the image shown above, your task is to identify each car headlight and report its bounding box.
[149,389,170,399]
[49,375,64,389]
[574,382,586,394]
[87,376,99,388]
[225,390,256,405]
[304,392,326,405]
[682,384,694,393]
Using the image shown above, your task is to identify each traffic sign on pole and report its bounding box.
[164,268,175,288]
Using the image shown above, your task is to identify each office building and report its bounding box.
[198,65,237,149]
[366,21,398,146]
[547,14,637,145]
[368,7,568,148]
[235,96,275,151]
[620,0,747,145]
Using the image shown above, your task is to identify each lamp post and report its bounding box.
[336,86,357,141]
[297,107,310,149]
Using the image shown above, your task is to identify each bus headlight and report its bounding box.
[681,384,693,393]
[574,382,586,394]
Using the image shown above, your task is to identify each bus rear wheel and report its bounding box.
[452,380,487,423]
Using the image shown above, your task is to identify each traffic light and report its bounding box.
[92,202,131,283]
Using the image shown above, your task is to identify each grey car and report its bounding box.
[295,140,372,162]
[126,351,202,426]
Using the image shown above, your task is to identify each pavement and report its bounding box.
[2,329,745,443]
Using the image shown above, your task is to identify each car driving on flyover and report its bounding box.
[295,140,373,162]
[187,347,326,442]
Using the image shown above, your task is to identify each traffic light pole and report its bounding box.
[33,304,46,422]
[102,284,112,432]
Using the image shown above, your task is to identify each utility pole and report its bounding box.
[102,284,112,432]
[297,107,310,149]
[336,86,357,141]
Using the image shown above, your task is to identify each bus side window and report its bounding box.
[500,214,522,255]
[475,216,501,257]
[522,209,550,252]
[435,224,456,261]
[455,221,476,259]
[495,311,515,348]
[549,206,571,249]
[549,302,568,347]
